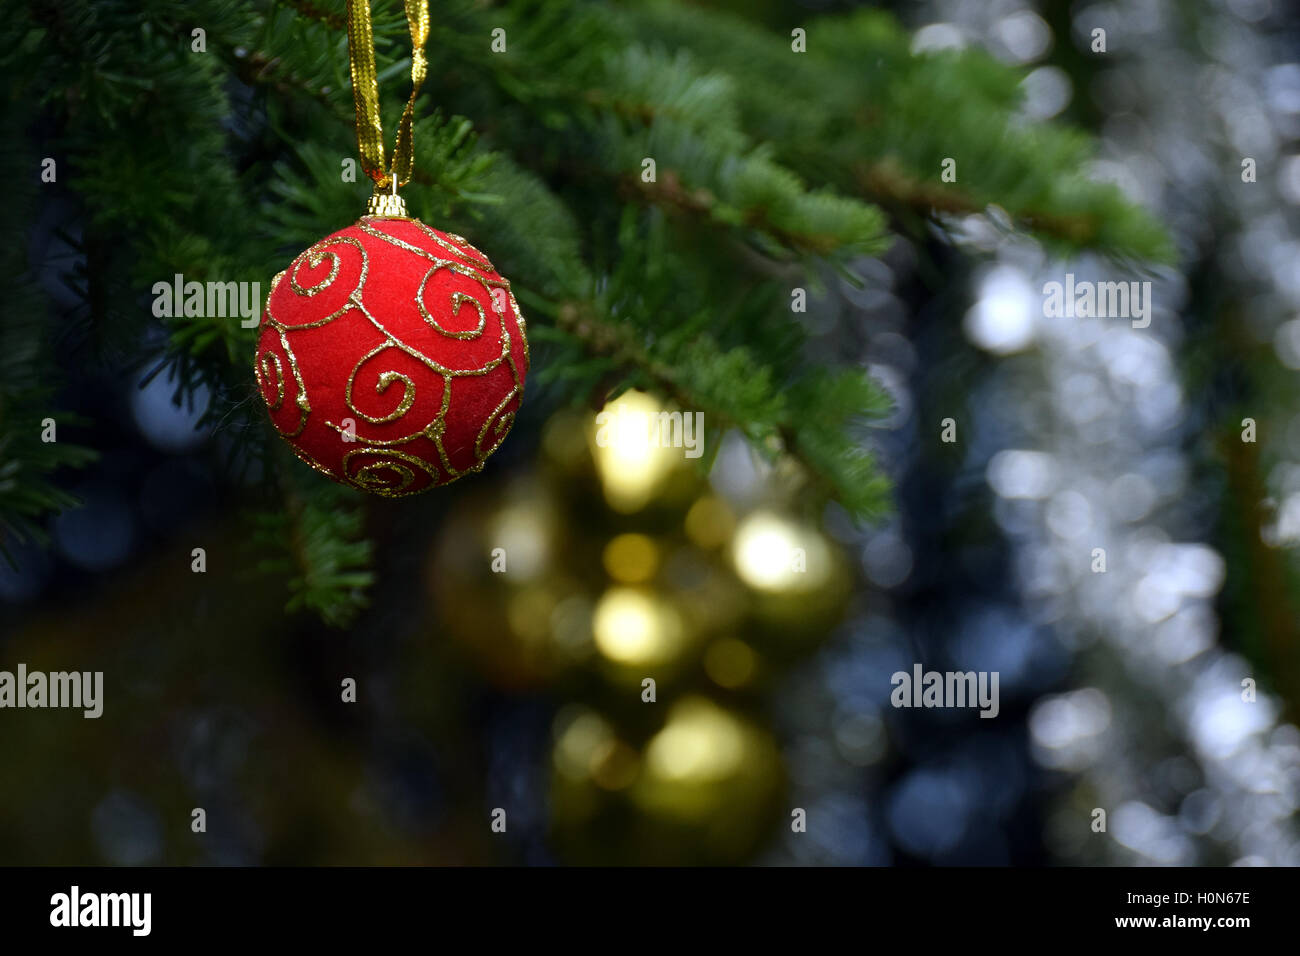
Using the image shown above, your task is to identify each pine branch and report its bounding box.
[250,476,374,627]
[624,2,1175,263]
[553,298,892,519]
[278,0,344,31]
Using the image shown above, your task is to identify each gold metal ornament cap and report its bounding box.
[366,188,409,218]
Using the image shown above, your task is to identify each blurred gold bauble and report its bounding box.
[585,389,702,514]
[592,587,687,670]
[703,637,759,689]
[428,481,590,688]
[430,398,853,687]
[602,533,660,583]
[549,698,785,865]
[728,508,851,642]
[423,394,857,864]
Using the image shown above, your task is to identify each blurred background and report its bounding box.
[3,0,1300,865]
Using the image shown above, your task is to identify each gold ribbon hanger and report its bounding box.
[347,0,430,217]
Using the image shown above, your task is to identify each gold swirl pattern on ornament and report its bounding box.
[358,218,499,278]
[359,218,532,371]
[260,217,527,494]
[289,248,341,297]
[256,329,311,439]
[342,447,443,498]
[257,353,285,410]
[345,294,513,483]
[325,359,446,448]
[419,283,486,340]
[256,236,371,443]
[342,343,423,425]
[263,236,370,332]
[475,391,519,461]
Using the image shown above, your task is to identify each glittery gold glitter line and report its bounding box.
[358,218,505,282]
[257,353,285,409]
[289,442,344,482]
[344,344,419,424]
[474,390,519,459]
[289,248,342,297]
[270,329,311,438]
[342,447,442,497]
[418,280,487,339]
[351,295,511,380]
[264,236,370,332]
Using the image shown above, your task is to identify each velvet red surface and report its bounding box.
[254,216,528,496]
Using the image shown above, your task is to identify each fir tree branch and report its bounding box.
[251,475,375,628]
[278,0,345,31]
[554,299,892,518]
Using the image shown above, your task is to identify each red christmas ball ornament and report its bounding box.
[253,215,529,497]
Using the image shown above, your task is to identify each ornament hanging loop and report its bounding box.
[348,0,429,217]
